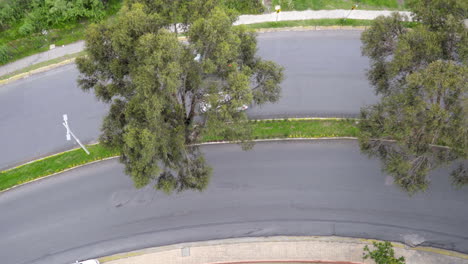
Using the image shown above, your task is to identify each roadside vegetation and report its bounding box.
[0,119,358,192]
[0,0,122,65]
[0,0,264,66]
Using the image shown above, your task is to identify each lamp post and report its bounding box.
[62,114,90,155]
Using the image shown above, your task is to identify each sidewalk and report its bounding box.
[0,10,411,78]
[234,10,411,25]
[99,236,468,264]
[0,41,84,77]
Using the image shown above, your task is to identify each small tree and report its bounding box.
[363,241,406,264]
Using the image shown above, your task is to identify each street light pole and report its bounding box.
[62,114,90,155]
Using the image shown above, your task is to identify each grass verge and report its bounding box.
[0,51,85,81]
[0,119,358,192]
[243,18,417,29]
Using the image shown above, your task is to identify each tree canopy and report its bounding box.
[360,0,467,194]
[76,0,283,193]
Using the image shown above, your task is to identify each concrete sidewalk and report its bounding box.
[234,10,411,25]
[99,236,468,264]
[0,10,411,78]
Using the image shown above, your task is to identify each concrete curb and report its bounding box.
[97,236,468,264]
[196,137,358,146]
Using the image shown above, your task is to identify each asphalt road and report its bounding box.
[1,141,467,264]
[0,30,377,170]
[248,30,377,118]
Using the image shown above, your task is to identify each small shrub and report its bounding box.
[363,241,405,264]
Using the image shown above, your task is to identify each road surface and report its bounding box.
[0,30,377,169]
[0,141,466,264]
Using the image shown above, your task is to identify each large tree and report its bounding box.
[359,0,467,194]
[76,0,283,193]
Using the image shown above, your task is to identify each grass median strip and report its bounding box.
[0,119,359,192]
[0,144,120,192]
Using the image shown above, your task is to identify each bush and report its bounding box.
[18,20,35,36]
[363,241,406,264]
[0,0,31,30]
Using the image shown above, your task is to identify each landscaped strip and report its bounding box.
[202,118,359,142]
[0,119,359,192]
[243,18,418,30]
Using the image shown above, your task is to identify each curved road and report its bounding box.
[1,141,467,264]
[0,30,377,170]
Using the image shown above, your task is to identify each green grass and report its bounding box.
[271,0,406,11]
[0,51,85,80]
[203,119,359,141]
[0,119,359,192]
[252,118,359,139]
[243,18,418,29]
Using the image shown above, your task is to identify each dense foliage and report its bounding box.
[0,0,106,32]
[76,0,283,193]
[0,0,117,64]
[359,0,467,194]
[223,0,264,14]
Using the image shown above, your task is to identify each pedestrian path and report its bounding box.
[234,9,411,25]
[99,236,468,264]
[0,10,411,78]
